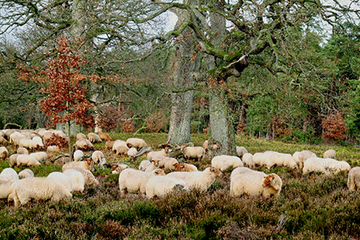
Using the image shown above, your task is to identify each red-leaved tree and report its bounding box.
[19,36,98,160]
[321,111,346,141]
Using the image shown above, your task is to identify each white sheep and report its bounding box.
[158,157,179,171]
[236,146,248,158]
[126,138,147,150]
[30,152,48,162]
[76,133,87,140]
[47,171,72,192]
[230,167,254,179]
[63,169,86,192]
[12,177,72,207]
[15,154,41,167]
[111,163,129,174]
[0,146,8,161]
[75,139,94,151]
[230,168,282,199]
[0,168,19,181]
[146,148,170,161]
[118,168,166,197]
[91,150,107,167]
[145,176,189,199]
[112,140,129,156]
[144,160,161,172]
[139,160,152,171]
[348,167,360,192]
[324,149,336,159]
[303,157,351,175]
[181,144,205,161]
[87,132,102,143]
[9,154,19,168]
[47,145,60,152]
[18,169,34,179]
[62,158,94,172]
[127,147,138,158]
[252,151,276,167]
[167,167,222,191]
[267,152,297,170]
[74,150,84,161]
[0,177,15,200]
[17,147,29,155]
[68,168,99,187]
[211,155,243,171]
[293,150,317,169]
[31,136,44,149]
[242,153,256,168]
[173,162,198,172]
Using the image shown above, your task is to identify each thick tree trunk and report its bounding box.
[70,0,86,39]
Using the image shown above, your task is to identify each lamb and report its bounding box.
[211,155,243,171]
[18,169,34,179]
[63,169,86,192]
[0,146,8,161]
[303,157,351,175]
[242,153,256,168]
[348,167,360,192]
[15,154,41,167]
[167,167,222,191]
[76,133,87,140]
[74,150,84,161]
[47,172,72,192]
[62,158,94,172]
[119,168,166,197]
[236,146,248,158]
[145,176,189,199]
[324,149,336,159]
[293,150,317,169]
[12,177,72,207]
[30,152,48,162]
[111,163,129,174]
[126,138,147,150]
[87,132,102,143]
[75,139,94,151]
[47,145,60,152]
[0,168,19,181]
[112,140,129,156]
[173,162,198,172]
[267,152,297,170]
[17,147,29,155]
[99,132,112,141]
[158,157,179,171]
[181,144,205,161]
[230,168,282,199]
[146,148,170,161]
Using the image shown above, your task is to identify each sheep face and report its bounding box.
[209,167,222,177]
[150,160,160,167]
[262,173,282,191]
[153,169,166,176]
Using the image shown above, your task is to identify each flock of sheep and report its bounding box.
[0,128,359,208]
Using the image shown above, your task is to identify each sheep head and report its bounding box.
[262,173,282,191]
[209,167,222,177]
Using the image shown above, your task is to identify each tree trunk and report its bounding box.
[70,0,86,39]
[67,120,73,161]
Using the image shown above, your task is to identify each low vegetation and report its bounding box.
[1,133,360,239]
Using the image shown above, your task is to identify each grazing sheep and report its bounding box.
[252,151,275,167]
[158,157,179,171]
[99,132,112,141]
[173,162,198,172]
[267,153,297,170]
[126,138,147,150]
[211,155,243,171]
[324,149,336,159]
[348,167,360,192]
[63,169,86,192]
[147,148,170,161]
[31,136,44,149]
[145,176,189,199]
[87,132,102,143]
[139,160,152,171]
[0,146,8,161]
[17,147,29,155]
[144,160,161,172]
[293,150,317,169]
[62,158,94,172]
[236,146,248,158]
[15,154,41,167]
[47,172,72,192]
[76,133,87,140]
[230,168,282,198]
[303,157,351,176]
[119,168,166,197]
[9,154,19,168]
[167,167,222,191]
[12,177,72,207]
[181,144,205,161]
[47,145,61,152]
[91,150,106,166]
[111,163,129,174]
[112,140,129,156]
[0,168,19,181]
[74,150,84,161]
[75,139,94,151]
[0,177,15,199]
[127,147,138,158]
[105,141,115,150]
[30,152,48,162]
[18,169,34,179]
[70,168,99,187]
[242,153,255,168]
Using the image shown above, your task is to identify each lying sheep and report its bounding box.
[167,167,222,191]
[126,138,147,150]
[181,144,205,161]
[17,147,29,155]
[74,150,84,161]
[99,132,112,141]
[12,177,72,207]
[145,176,189,199]
[47,172,72,192]
[242,153,255,168]
[111,163,129,174]
[119,168,166,197]
[47,145,60,152]
[87,132,102,143]
[158,157,179,171]
[112,140,129,156]
[0,146,8,161]
[0,168,19,181]
[348,167,360,192]
[62,158,94,172]
[236,146,248,158]
[230,168,282,199]
[147,148,170,161]
[293,150,317,169]
[173,162,198,172]
[211,155,243,171]
[75,139,94,151]
[303,157,351,176]
[324,149,336,159]
[63,169,86,192]
[267,152,297,170]
[18,169,34,179]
